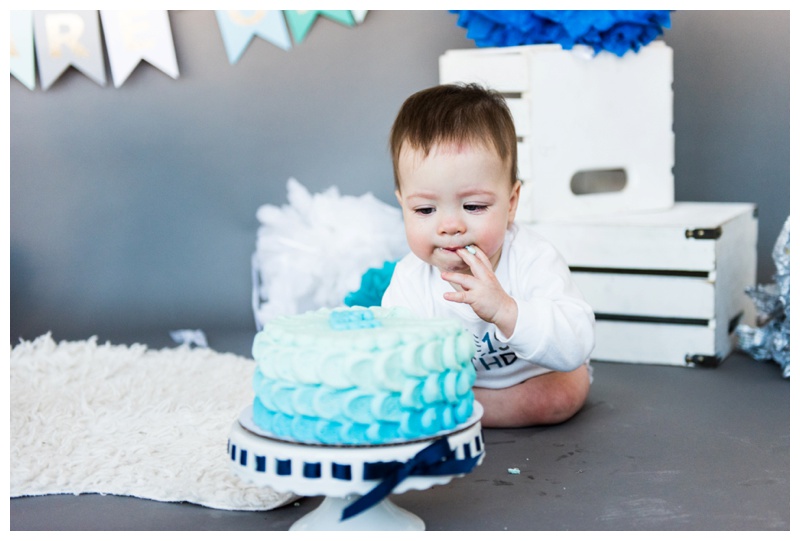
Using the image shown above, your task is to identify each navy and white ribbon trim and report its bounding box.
[228,431,484,521]
[341,437,481,521]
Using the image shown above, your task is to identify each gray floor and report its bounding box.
[10,333,790,530]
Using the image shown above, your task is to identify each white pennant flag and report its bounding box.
[99,10,179,88]
[34,10,107,90]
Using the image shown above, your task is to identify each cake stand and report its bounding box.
[227,403,485,530]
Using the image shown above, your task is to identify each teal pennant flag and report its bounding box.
[215,10,291,64]
[284,10,355,44]
[10,10,35,90]
[33,10,107,90]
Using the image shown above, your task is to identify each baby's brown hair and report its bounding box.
[389,83,518,191]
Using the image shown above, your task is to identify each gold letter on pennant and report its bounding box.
[119,11,155,52]
[228,10,266,26]
[45,13,89,57]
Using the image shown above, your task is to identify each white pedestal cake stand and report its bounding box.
[228,403,485,530]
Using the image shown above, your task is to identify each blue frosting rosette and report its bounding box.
[451,10,672,56]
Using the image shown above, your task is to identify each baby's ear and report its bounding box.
[395,189,403,206]
[507,180,522,224]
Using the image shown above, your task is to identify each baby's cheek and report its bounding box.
[405,226,433,259]
[474,233,506,269]
[475,232,503,257]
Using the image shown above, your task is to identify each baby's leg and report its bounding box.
[473,364,591,428]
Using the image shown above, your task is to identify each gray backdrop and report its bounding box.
[10,10,790,346]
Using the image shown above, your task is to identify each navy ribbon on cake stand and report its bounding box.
[341,437,481,521]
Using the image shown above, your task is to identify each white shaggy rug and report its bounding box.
[10,333,297,511]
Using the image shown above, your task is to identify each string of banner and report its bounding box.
[10,10,369,91]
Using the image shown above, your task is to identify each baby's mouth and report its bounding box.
[441,245,475,253]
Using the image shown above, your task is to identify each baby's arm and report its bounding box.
[442,242,594,373]
[440,245,518,337]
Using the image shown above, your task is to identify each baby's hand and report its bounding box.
[440,245,518,337]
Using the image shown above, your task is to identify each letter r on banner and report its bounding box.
[34,10,106,90]
[45,13,90,57]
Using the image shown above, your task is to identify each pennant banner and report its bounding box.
[216,10,291,64]
[10,10,35,90]
[33,10,106,90]
[12,10,371,89]
[99,10,179,88]
[284,10,355,45]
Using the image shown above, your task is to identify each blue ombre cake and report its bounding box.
[251,306,477,446]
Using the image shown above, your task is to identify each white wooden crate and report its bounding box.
[440,42,674,221]
[529,202,758,367]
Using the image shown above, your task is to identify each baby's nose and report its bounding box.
[438,214,466,235]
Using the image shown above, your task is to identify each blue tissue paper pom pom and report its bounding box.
[344,260,397,308]
[451,10,671,56]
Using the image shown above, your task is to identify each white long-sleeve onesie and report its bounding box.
[381,223,595,389]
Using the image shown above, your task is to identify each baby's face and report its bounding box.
[395,141,520,276]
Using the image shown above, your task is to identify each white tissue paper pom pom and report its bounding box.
[252,178,409,329]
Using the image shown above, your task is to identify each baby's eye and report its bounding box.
[464,204,488,212]
[414,207,434,215]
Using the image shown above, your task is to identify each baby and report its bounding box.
[382,83,595,427]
